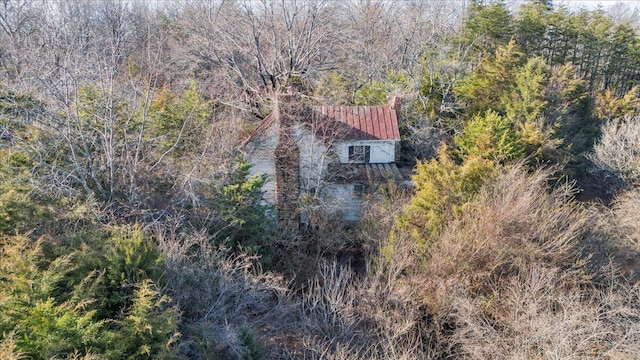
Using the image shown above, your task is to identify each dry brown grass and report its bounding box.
[151,166,640,359]
[590,116,640,187]
[290,189,431,359]
[449,266,640,359]
[298,255,428,359]
[417,165,589,312]
[412,164,640,359]
[612,188,640,250]
[153,224,295,359]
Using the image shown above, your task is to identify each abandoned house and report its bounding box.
[243,92,409,229]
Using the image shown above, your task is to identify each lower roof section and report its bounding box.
[326,162,407,184]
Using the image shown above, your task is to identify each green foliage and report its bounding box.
[208,159,274,256]
[0,183,38,234]
[0,90,44,129]
[15,297,101,359]
[315,72,355,105]
[0,228,179,360]
[449,0,640,181]
[148,82,211,155]
[454,46,564,166]
[397,147,494,245]
[515,1,551,56]
[604,23,639,93]
[545,63,590,124]
[513,2,638,95]
[354,70,411,106]
[75,86,129,129]
[354,79,389,106]
[99,226,164,317]
[417,63,445,120]
[238,326,265,360]
[103,279,181,360]
[0,236,103,359]
[0,92,54,234]
[455,40,523,115]
[455,110,525,163]
[460,2,513,55]
[0,150,50,234]
[543,63,595,165]
[316,70,411,106]
[504,57,549,125]
[595,86,640,122]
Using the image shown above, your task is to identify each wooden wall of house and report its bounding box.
[322,183,363,222]
[335,140,397,164]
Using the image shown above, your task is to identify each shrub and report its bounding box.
[449,267,640,359]
[611,188,640,250]
[102,279,181,360]
[454,109,524,162]
[397,146,495,245]
[414,164,588,313]
[0,228,181,360]
[0,235,102,359]
[590,116,640,187]
[154,228,291,359]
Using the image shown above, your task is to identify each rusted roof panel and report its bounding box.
[313,102,400,141]
[382,105,394,139]
[244,98,402,146]
[327,162,406,183]
[376,107,386,140]
[367,107,377,139]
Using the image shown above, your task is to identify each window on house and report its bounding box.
[353,183,369,198]
[348,145,370,163]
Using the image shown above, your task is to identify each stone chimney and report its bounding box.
[274,90,303,231]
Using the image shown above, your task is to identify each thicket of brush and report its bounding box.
[2,1,640,358]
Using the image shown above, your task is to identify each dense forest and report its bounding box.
[1,0,640,358]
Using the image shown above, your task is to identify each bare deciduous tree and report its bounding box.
[171,0,343,116]
[612,188,640,249]
[590,116,640,186]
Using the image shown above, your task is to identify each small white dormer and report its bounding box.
[310,97,402,164]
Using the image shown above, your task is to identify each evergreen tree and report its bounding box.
[460,1,514,57]
[455,40,523,116]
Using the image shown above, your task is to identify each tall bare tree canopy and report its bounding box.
[2,1,640,359]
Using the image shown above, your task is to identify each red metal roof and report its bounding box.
[244,97,402,147]
[311,101,401,141]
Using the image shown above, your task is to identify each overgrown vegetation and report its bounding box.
[1,0,640,358]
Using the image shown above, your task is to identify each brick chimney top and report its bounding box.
[390,96,401,110]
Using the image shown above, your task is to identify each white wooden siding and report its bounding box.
[335,140,396,164]
[322,184,363,222]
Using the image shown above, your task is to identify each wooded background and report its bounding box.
[1,1,640,359]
